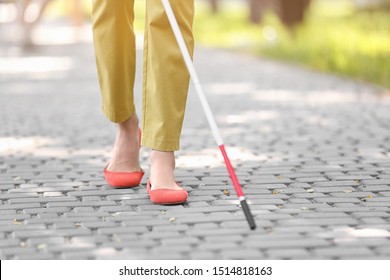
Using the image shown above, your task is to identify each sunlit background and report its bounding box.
[0,0,389,87]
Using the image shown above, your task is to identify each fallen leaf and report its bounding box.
[113,236,122,243]
[343,189,353,193]
[278,205,283,209]
[367,195,373,198]
[272,190,279,195]
[13,219,22,225]
[169,217,176,223]
[276,176,284,180]
[37,244,47,250]
[112,212,122,216]
[223,190,230,196]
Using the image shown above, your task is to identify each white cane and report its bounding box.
[161,0,256,230]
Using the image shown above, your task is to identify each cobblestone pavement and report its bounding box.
[1,21,390,260]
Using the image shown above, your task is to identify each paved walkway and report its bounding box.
[1,21,390,260]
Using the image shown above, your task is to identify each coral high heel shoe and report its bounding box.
[103,128,144,188]
[147,181,188,205]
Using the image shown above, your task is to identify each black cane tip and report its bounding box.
[240,199,256,230]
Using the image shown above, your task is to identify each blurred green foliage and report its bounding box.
[193,0,390,89]
[49,0,389,88]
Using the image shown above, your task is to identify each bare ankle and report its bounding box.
[150,150,175,169]
[118,113,139,133]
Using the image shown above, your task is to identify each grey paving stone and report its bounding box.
[53,222,77,229]
[282,203,332,209]
[46,201,117,208]
[151,224,190,232]
[314,247,374,258]
[295,177,328,183]
[23,207,70,214]
[26,237,66,246]
[0,239,21,248]
[121,219,172,226]
[249,178,294,184]
[103,240,158,249]
[278,218,359,226]
[26,216,100,224]
[312,181,360,187]
[142,231,182,239]
[362,179,390,185]
[266,248,312,259]
[204,235,244,243]
[64,211,110,217]
[359,217,388,224]
[318,207,390,212]
[53,229,92,237]
[335,238,390,247]
[167,205,240,213]
[186,195,216,202]
[271,226,325,233]
[187,227,252,237]
[14,253,56,260]
[329,192,375,198]
[358,185,390,192]
[221,220,274,228]
[0,193,39,199]
[0,214,30,220]
[97,226,148,235]
[196,242,239,251]
[0,210,17,215]
[161,237,200,246]
[8,187,74,193]
[0,203,41,210]
[360,202,390,207]
[292,193,327,198]
[362,197,390,202]
[243,238,330,249]
[0,247,38,256]
[175,214,250,225]
[313,197,362,203]
[8,197,78,204]
[328,175,375,180]
[47,244,99,254]
[190,251,218,259]
[297,212,351,219]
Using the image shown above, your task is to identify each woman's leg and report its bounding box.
[142,0,195,189]
[92,0,141,173]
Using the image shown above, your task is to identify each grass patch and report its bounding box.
[193,0,390,89]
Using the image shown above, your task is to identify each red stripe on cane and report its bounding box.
[219,144,245,198]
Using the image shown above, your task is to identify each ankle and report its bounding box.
[118,113,139,134]
[149,150,176,186]
[150,150,175,169]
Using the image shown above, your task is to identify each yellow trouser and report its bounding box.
[92,0,194,151]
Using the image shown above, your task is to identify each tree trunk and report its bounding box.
[278,0,311,29]
[249,0,262,24]
[210,0,219,13]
